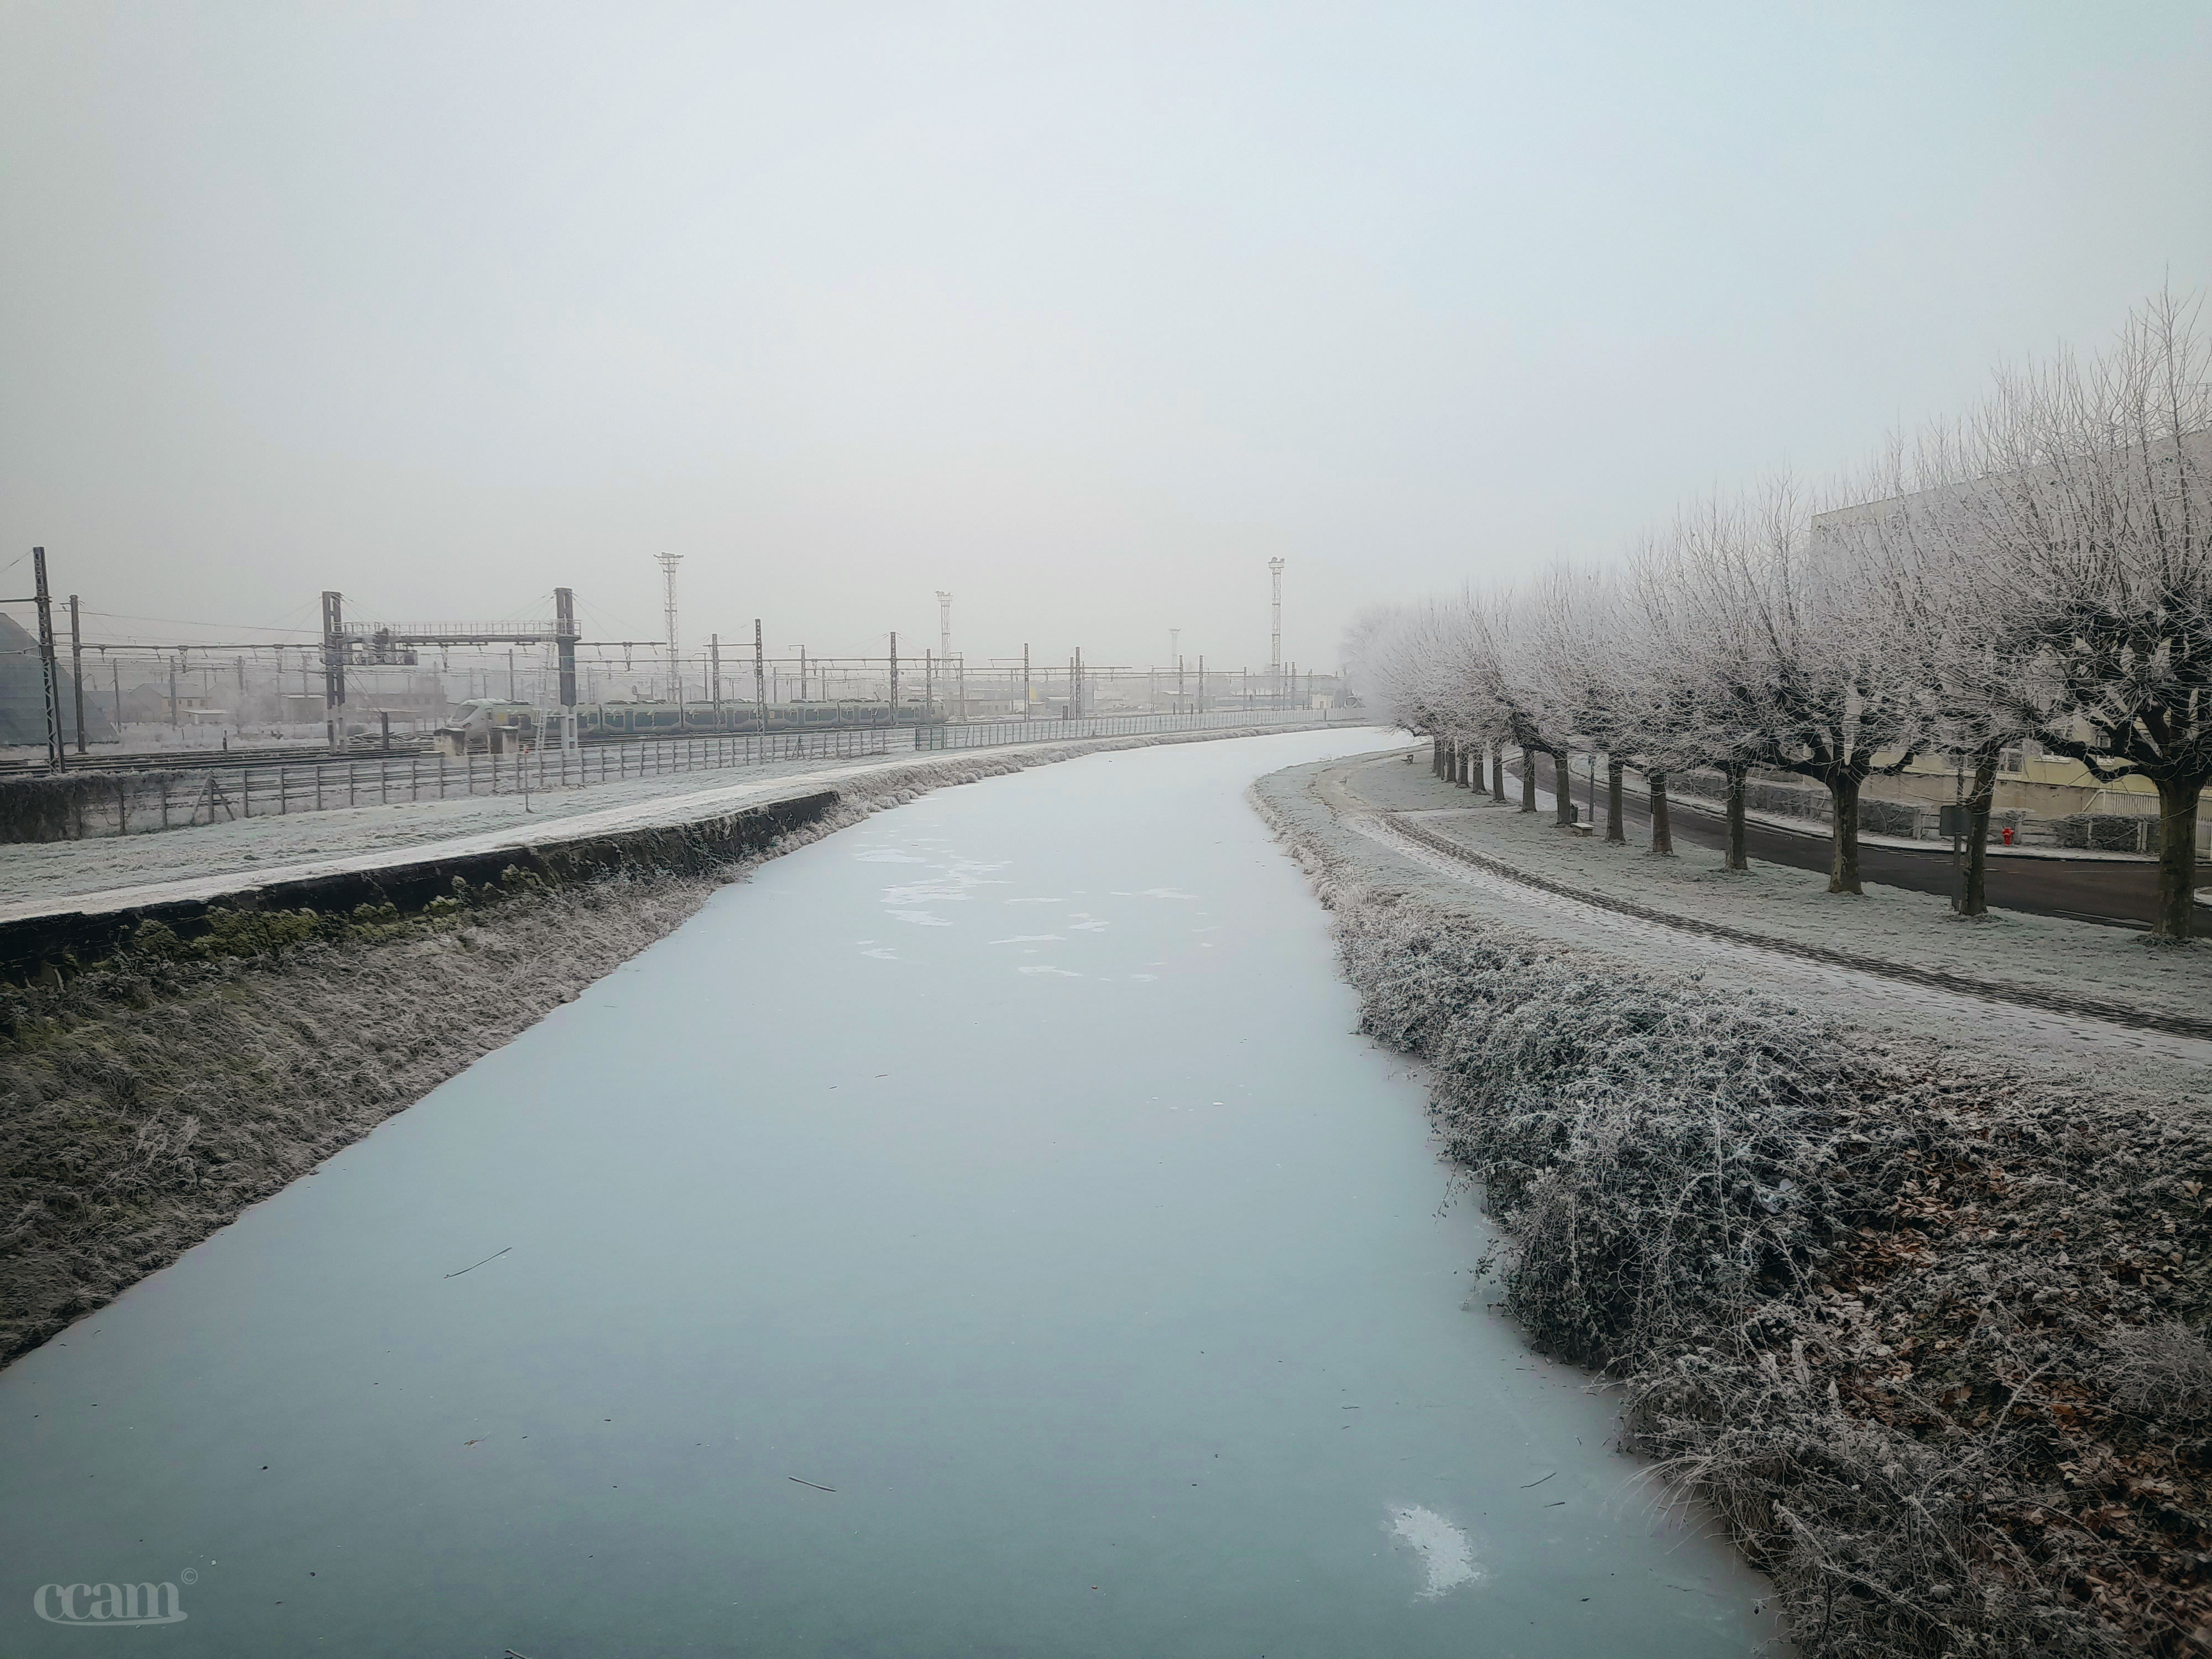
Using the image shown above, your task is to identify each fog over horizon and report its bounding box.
[3,3,2206,672]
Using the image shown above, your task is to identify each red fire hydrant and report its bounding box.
[2001,826,2015,846]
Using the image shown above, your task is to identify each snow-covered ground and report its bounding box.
[1341,750,2212,1036]
[0,747,898,909]
[1265,750,2212,1096]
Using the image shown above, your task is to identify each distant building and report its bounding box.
[0,614,116,747]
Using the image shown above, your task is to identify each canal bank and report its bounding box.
[0,729,1776,1657]
[1259,750,2212,1658]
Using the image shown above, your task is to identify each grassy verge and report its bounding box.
[0,864,731,1369]
[1256,763,2212,1659]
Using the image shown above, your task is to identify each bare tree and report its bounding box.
[1824,427,2031,916]
[1967,293,2212,940]
[1668,479,1927,893]
[1468,591,1581,826]
[1360,288,2207,935]
[1627,505,1787,870]
[1530,561,1645,844]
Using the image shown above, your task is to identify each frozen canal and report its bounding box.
[0,729,1776,1656]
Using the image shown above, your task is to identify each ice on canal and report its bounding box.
[0,728,1781,1657]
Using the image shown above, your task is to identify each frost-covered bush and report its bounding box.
[1258,773,2212,1658]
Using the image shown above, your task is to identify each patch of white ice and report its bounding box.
[1018,966,1082,977]
[888,911,951,927]
[1386,1505,1480,1599]
[988,935,1065,945]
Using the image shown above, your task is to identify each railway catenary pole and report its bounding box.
[30,549,63,768]
[320,590,345,749]
[753,619,765,732]
[710,634,721,726]
[554,586,580,749]
[67,593,87,755]
[889,632,898,721]
[1022,644,1030,719]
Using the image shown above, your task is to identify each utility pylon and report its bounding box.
[1267,557,1284,701]
[656,551,684,702]
[753,618,766,731]
[936,591,954,719]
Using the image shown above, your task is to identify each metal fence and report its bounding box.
[6,706,1333,840]
[15,726,889,839]
[914,707,1326,753]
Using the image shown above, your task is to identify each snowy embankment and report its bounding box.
[1255,754,2212,1659]
[1360,757,2212,1038]
[0,745,909,910]
[0,722,1337,1374]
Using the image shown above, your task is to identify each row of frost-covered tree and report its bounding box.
[1351,292,2212,941]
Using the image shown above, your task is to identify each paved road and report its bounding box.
[1498,764,2193,931]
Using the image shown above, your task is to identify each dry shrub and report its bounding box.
[2106,1325,2212,1423]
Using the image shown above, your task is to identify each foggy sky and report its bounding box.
[3,3,2207,672]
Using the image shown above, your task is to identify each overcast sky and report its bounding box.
[3,2,2207,672]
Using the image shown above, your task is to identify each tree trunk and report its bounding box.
[1605,758,1625,843]
[1490,749,1505,802]
[1960,748,2000,918]
[1519,747,1537,812]
[1553,752,1574,827]
[1827,775,1863,895]
[1723,763,1749,872]
[2151,775,2203,943]
[1650,772,1673,854]
[1433,736,1445,779]
[1460,743,1474,789]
